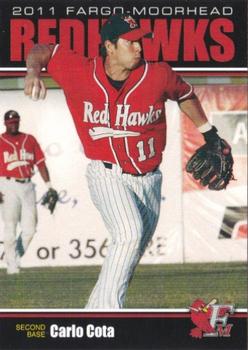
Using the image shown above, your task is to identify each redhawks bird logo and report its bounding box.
[189,298,235,338]
[123,16,138,29]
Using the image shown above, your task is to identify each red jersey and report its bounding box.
[48,46,193,174]
[0,132,45,178]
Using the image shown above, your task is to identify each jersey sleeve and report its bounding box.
[47,45,88,93]
[163,63,194,101]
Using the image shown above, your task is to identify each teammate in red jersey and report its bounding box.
[24,14,226,308]
[0,110,56,274]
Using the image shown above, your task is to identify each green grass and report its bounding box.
[0,262,247,309]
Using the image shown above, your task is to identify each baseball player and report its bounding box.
[24,14,233,308]
[0,110,55,274]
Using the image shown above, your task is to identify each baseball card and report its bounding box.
[0,0,247,349]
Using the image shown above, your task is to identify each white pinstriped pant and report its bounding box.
[85,160,162,309]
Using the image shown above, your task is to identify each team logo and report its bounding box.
[123,15,138,29]
[3,150,34,170]
[189,298,235,338]
[83,101,162,133]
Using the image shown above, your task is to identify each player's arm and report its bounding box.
[34,137,56,189]
[179,94,234,190]
[165,64,212,132]
[37,162,51,187]
[167,66,234,189]
[178,94,209,128]
[24,44,55,100]
[178,94,221,142]
[38,162,59,214]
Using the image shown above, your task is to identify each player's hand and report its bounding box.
[0,192,4,204]
[41,188,59,214]
[24,69,47,101]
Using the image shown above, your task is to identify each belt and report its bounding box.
[102,162,157,177]
[6,177,31,184]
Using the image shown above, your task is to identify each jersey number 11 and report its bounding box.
[137,137,155,162]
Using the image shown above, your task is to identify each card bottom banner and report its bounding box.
[0,312,247,350]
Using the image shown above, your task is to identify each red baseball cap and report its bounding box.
[101,14,152,43]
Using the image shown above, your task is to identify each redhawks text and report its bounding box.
[10,18,234,62]
[3,150,34,163]
[83,102,162,127]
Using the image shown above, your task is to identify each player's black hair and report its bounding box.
[4,110,20,120]
[101,38,119,58]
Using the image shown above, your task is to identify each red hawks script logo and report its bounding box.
[123,16,138,29]
[189,298,235,338]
